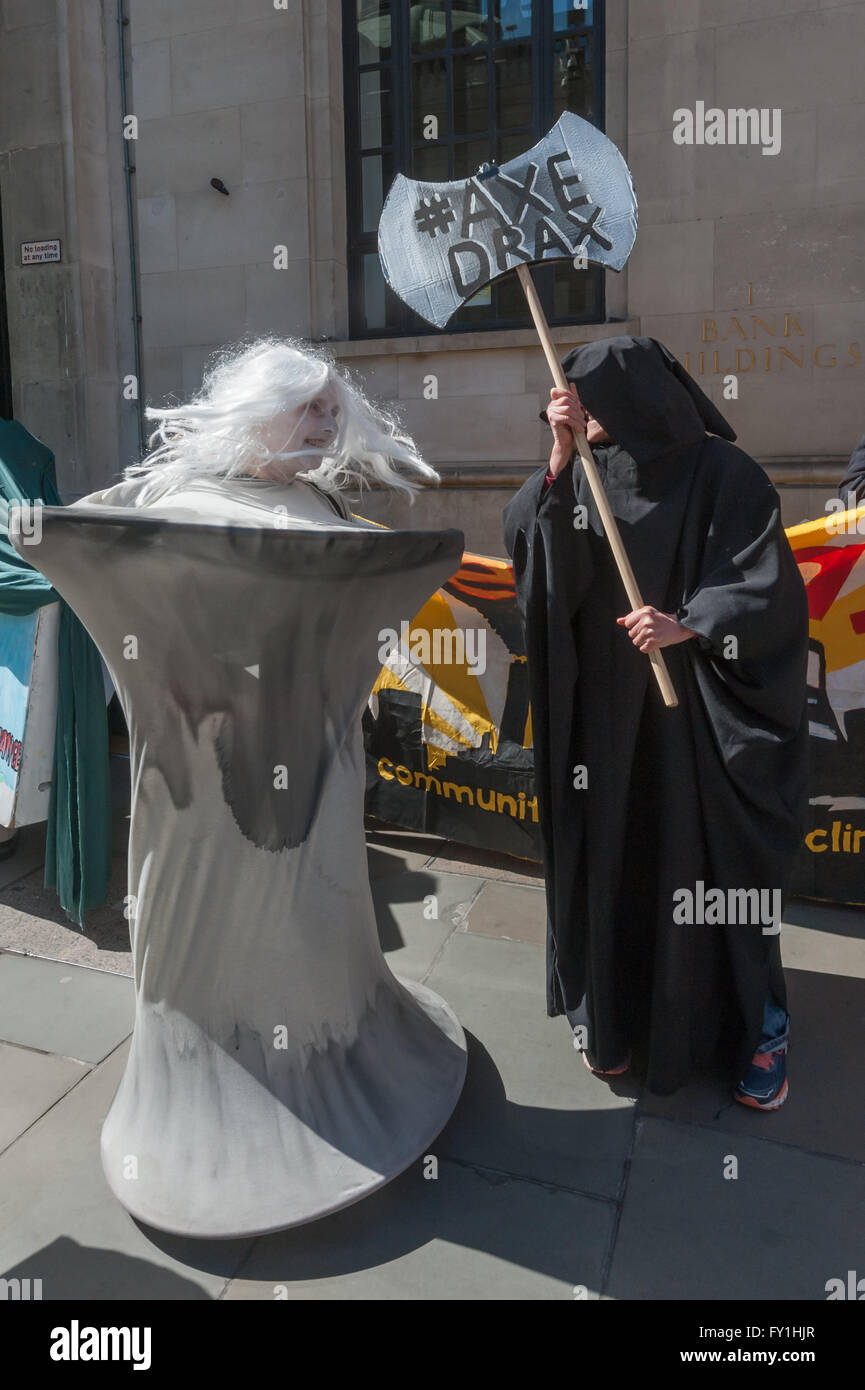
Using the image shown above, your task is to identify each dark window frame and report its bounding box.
[342,1,606,339]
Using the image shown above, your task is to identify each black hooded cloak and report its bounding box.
[838,431,865,505]
[503,337,809,1095]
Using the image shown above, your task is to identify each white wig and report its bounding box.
[125,337,438,499]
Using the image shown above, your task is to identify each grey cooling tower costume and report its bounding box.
[10,479,467,1237]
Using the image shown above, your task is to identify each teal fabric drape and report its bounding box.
[0,419,112,924]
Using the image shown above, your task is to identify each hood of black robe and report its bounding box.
[541,336,736,465]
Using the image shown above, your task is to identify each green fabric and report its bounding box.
[0,419,112,925]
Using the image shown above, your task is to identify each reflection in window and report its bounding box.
[356,0,391,62]
[453,52,490,135]
[494,0,533,42]
[494,43,532,128]
[359,68,392,147]
[450,2,491,48]
[553,32,594,122]
[411,2,449,51]
[453,138,492,179]
[412,142,450,182]
[413,56,448,139]
[553,0,594,31]
[362,252,401,333]
[361,152,394,232]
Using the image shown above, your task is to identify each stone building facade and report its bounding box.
[1,0,863,552]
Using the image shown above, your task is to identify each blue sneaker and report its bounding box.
[734,1044,788,1110]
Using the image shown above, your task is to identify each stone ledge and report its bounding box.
[426,458,850,488]
[326,319,642,359]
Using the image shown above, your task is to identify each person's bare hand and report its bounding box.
[547,385,587,445]
[546,385,587,478]
[617,607,696,653]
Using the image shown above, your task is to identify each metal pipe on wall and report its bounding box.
[116,1,146,459]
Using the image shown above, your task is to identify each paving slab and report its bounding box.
[783,896,865,942]
[373,867,485,981]
[0,822,47,890]
[0,953,134,1063]
[0,1041,89,1155]
[641,942,865,1163]
[223,1157,613,1300]
[0,856,133,975]
[425,931,636,1200]
[459,877,547,946]
[780,907,865,975]
[0,1042,252,1300]
[366,840,433,881]
[608,1116,865,1301]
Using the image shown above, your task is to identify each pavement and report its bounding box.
[0,771,864,1302]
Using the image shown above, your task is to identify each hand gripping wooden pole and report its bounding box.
[516,264,678,709]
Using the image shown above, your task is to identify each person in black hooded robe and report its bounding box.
[837,431,865,506]
[503,336,809,1104]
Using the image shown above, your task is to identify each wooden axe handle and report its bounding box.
[516,263,678,709]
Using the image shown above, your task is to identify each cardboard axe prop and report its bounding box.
[378,112,678,708]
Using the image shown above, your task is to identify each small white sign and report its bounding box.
[21,239,61,265]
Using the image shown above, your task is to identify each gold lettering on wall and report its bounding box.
[690,291,860,375]
[722,317,748,341]
[779,347,804,368]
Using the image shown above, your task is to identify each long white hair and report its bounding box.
[124,337,438,500]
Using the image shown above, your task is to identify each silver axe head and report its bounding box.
[377,112,638,330]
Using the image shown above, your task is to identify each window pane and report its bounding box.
[492,0,532,42]
[452,1,490,47]
[451,262,532,326]
[359,68,392,148]
[492,270,531,320]
[411,1,448,52]
[463,281,493,309]
[552,33,596,122]
[453,138,491,179]
[551,260,597,318]
[453,51,490,134]
[451,289,494,326]
[412,142,449,181]
[357,0,391,63]
[412,56,448,141]
[361,152,393,232]
[553,0,593,31]
[362,252,402,333]
[495,129,533,163]
[494,43,532,128]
